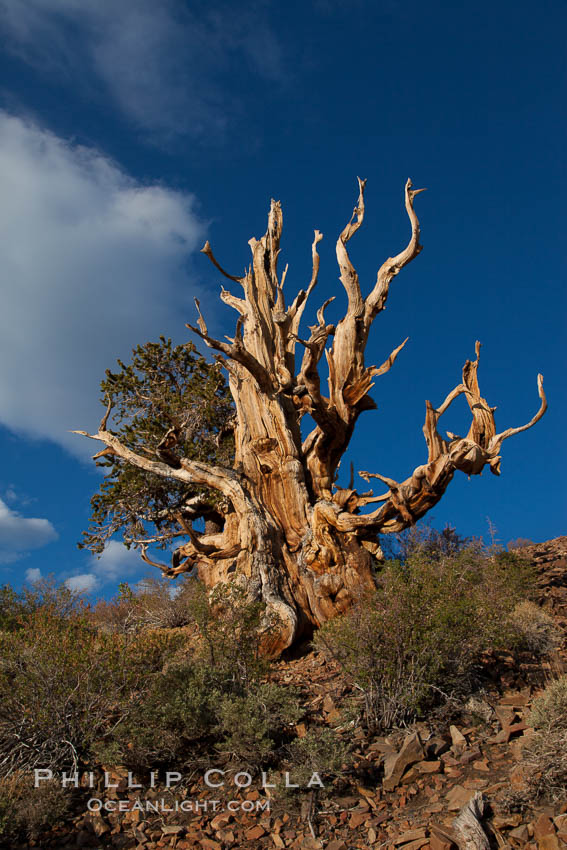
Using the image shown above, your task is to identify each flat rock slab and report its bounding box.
[383,731,425,791]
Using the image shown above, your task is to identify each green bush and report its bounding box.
[380,522,471,563]
[0,574,303,779]
[0,773,70,843]
[315,546,535,732]
[285,727,348,787]
[508,600,558,656]
[97,581,301,770]
[0,605,183,776]
[90,576,197,633]
[96,659,217,767]
[529,676,567,733]
[522,677,567,802]
[0,577,82,633]
[215,683,302,763]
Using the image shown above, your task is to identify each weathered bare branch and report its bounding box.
[364,178,426,326]
[220,286,248,316]
[345,343,548,535]
[490,373,547,450]
[336,177,366,315]
[288,230,324,341]
[436,383,467,416]
[194,298,208,336]
[342,337,410,408]
[100,395,113,432]
[359,470,398,488]
[72,426,242,501]
[140,545,171,574]
[127,531,186,546]
[186,314,274,394]
[453,792,490,850]
[200,240,243,283]
[370,337,409,377]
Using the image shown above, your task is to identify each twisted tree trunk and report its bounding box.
[77,179,547,655]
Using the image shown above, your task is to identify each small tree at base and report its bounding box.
[76,179,547,655]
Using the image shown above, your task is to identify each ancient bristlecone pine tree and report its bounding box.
[76,180,547,654]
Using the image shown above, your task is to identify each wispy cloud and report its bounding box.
[65,572,99,593]
[0,0,285,140]
[61,541,161,595]
[88,540,142,583]
[0,111,206,456]
[0,498,57,564]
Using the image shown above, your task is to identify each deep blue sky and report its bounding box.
[0,0,565,596]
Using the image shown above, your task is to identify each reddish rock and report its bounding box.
[508,824,530,844]
[91,814,111,837]
[393,827,428,844]
[427,736,450,758]
[383,732,425,791]
[416,760,442,774]
[495,705,517,726]
[429,825,458,850]
[200,840,222,850]
[349,810,369,828]
[449,726,467,750]
[538,836,561,850]
[430,836,455,850]
[161,825,184,835]
[499,690,531,706]
[492,813,522,829]
[246,824,266,840]
[445,785,474,811]
[533,814,556,840]
[210,812,232,831]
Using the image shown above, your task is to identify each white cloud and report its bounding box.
[65,572,99,593]
[0,497,58,563]
[0,0,285,140]
[0,112,206,455]
[89,540,141,582]
[25,567,43,583]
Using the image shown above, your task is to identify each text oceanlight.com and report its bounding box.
[86,798,271,813]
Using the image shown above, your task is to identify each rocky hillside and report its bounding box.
[8,537,567,850]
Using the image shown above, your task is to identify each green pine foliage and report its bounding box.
[79,337,234,555]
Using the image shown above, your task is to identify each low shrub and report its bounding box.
[507,538,535,551]
[380,522,471,563]
[529,676,567,733]
[285,727,348,788]
[315,546,535,732]
[508,600,558,656]
[95,659,217,767]
[90,576,196,633]
[215,683,302,763]
[0,773,70,843]
[0,606,183,776]
[523,677,567,801]
[95,581,301,770]
[0,577,82,633]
